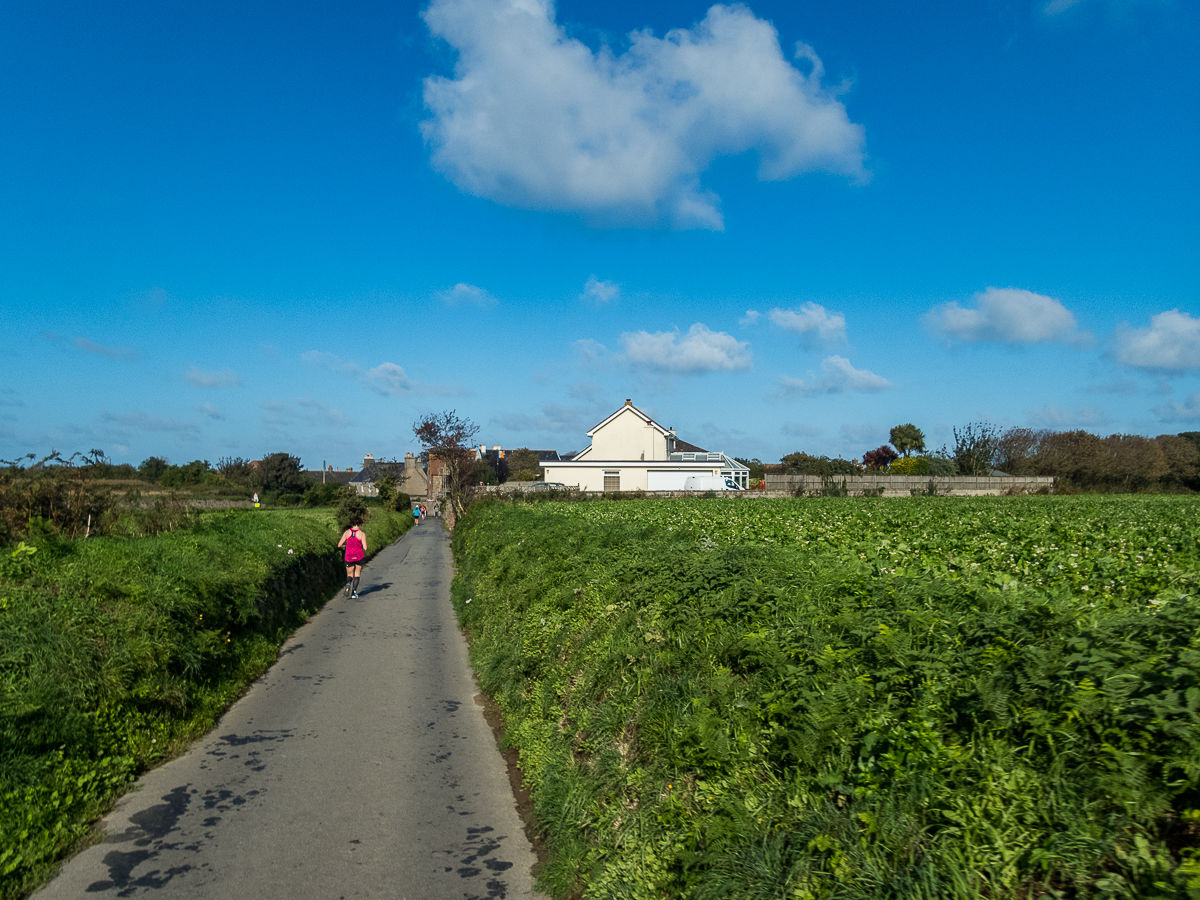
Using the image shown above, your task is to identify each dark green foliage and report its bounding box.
[375,474,398,506]
[158,459,213,488]
[927,454,957,477]
[215,456,254,485]
[335,486,369,531]
[889,423,927,457]
[0,452,117,542]
[0,508,410,899]
[302,480,342,507]
[451,498,1200,899]
[253,452,307,495]
[137,456,169,482]
[780,452,861,476]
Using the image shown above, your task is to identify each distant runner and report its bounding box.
[414,506,420,526]
[338,517,367,598]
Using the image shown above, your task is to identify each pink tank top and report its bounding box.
[344,528,364,562]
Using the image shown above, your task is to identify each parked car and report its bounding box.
[529,482,567,492]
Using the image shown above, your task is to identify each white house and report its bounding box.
[542,399,750,491]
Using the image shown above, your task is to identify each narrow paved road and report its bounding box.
[36,522,542,900]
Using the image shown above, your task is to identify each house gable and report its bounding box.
[586,399,672,461]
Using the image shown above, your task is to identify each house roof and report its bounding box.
[673,438,707,453]
[304,470,355,485]
[587,400,671,439]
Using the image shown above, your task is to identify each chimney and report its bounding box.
[363,453,375,469]
[625,398,631,405]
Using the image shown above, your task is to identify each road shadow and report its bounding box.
[356,582,392,596]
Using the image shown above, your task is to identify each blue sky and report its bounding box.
[1,0,1196,469]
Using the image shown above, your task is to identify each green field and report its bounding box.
[451,495,1200,899]
[0,507,410,900]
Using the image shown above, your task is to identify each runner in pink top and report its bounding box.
[337,516,368,598]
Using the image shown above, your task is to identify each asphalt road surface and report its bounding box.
[36,520,543,900]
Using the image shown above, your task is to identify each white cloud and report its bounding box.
[739,310,761,326]
[364,363,413,396]
[302,351,448,397]
[185,366,242,388]
[1114,309,1200,371]
[421,0,866,230]
[926,287,1086,345]
[777,355,891,397]
[1153,391,1200,422]
[438,282,496,306]
[621,323,751,374]
[198,402,225,421]
[1025,403,1109,428]
[580,275,620,304]
[769,302,845,345]
[71,336,142,361]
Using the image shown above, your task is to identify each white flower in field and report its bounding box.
[466,598,472,604]
[288,549,294,554]
[278,544,282,548]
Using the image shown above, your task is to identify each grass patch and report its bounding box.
[451,496,1200,899]
[0,507,410,899]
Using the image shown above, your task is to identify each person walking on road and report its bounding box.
[338,517,367,598]
[413,505,420,526]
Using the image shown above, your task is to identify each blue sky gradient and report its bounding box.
[1,0,1196,468]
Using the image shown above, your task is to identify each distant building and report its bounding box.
[542,399,749,491]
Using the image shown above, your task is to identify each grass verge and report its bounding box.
[0,507,410,899]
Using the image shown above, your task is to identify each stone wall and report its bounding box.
[763,474,1054,497]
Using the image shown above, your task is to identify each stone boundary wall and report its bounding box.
[764,474,1054,497]
[478,475,1055,500]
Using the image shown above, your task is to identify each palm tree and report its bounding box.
[889,423,926,458]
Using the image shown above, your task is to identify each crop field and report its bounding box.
[451,495,1200,899]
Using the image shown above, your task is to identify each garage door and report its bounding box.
[647,470,708,491]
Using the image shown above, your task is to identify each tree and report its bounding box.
[217,456,255,484]
[952,423,1001,476]
[862,445,899,471]
[994,427,1045,476]
[375,474,397,507]
[254,452,307,495]
[138,456,169,483]
[888,424,926,458]
[413,411,480,521]
[507,448,541,482]
[780,452,861,476]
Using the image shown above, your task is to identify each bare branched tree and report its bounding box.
[412,410,480,522]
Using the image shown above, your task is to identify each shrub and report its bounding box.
[890,456,931,476]
[335,486,369,531]
[862,445,899,471]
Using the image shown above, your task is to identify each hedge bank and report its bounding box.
[0,507,409,899]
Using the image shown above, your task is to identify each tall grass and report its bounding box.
[451,498,1200,899]
[0,507,409,899]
